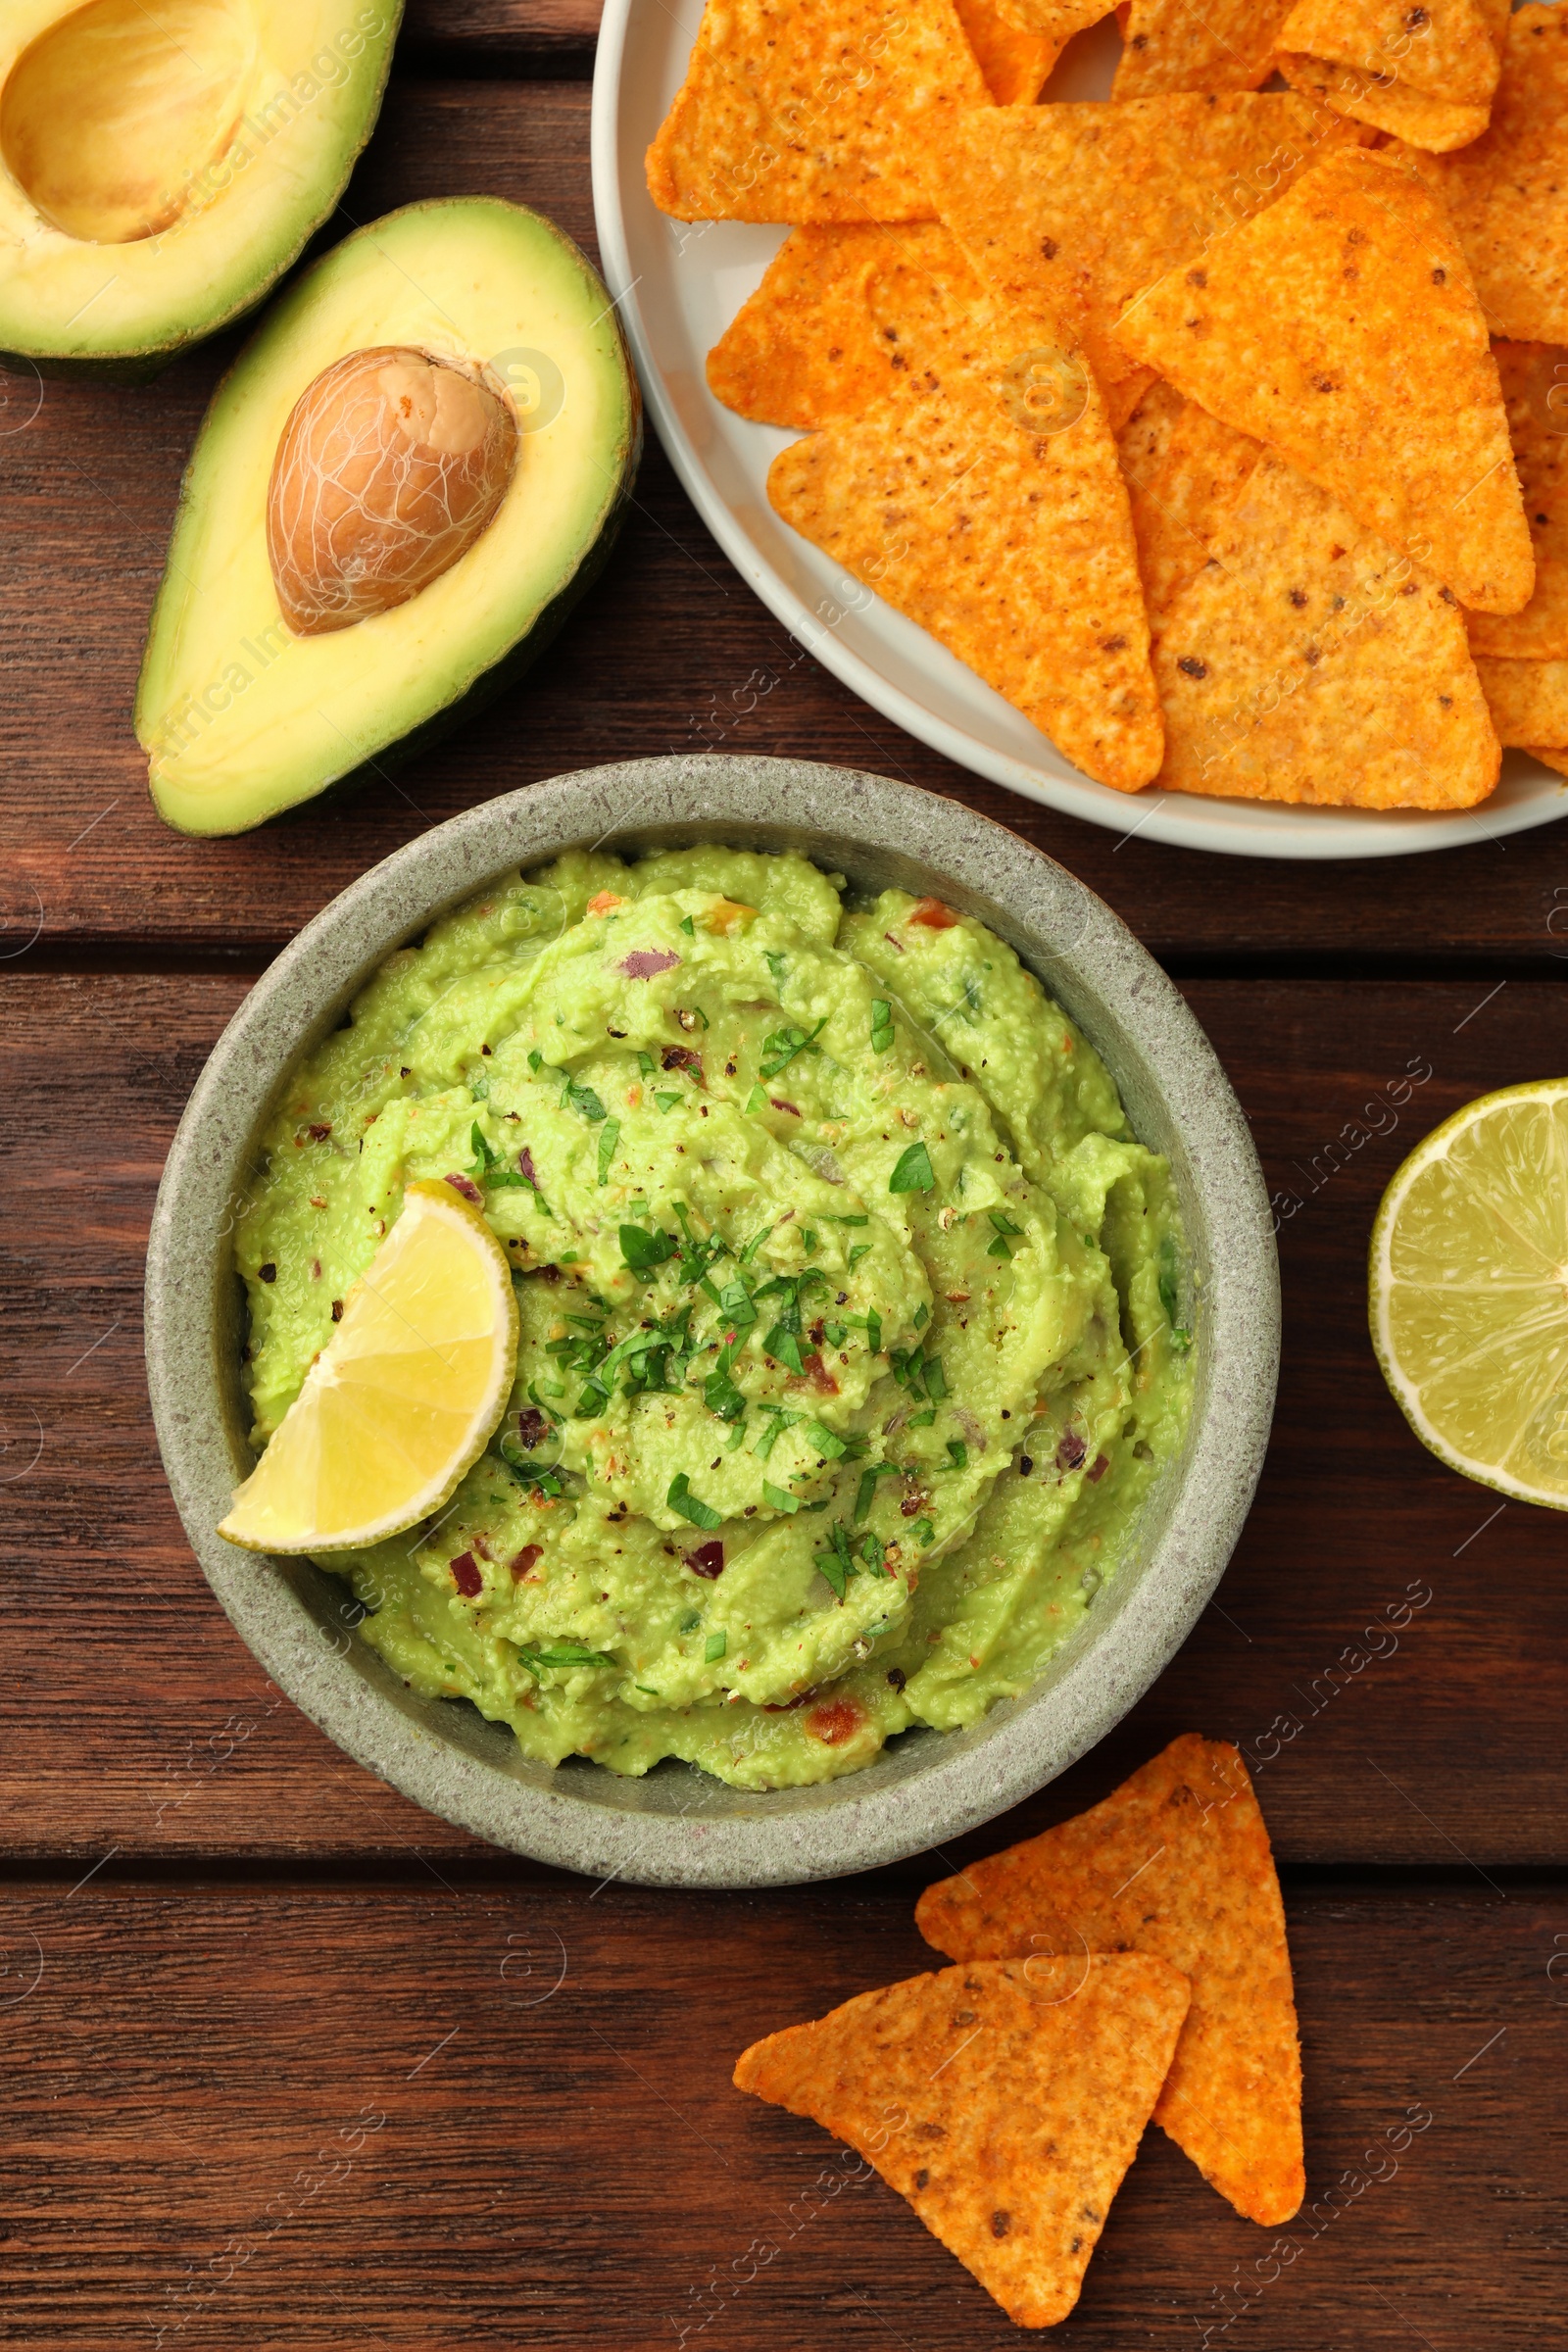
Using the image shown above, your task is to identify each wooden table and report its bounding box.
[3,14,1565,2345]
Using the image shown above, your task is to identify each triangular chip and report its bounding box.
[733,1954,1191,2328]
[1413,7,1568,346]
[1117,384,1263,634]
[915,1736,1304,2226]
[1467,344,1568,662]
[1152,451,1499,805]
[1113,147,1534,615]
[708,224,964,428]
[927,97,1372,393]
[1277,0,1499,152]
[767,255,1162,791]
[1473,656,1568,749]
[1114,0,1293,97]
[985,0,1111,44]
[1524,747,1568,778]
[956,0,1061,101]
[646,0,991,224]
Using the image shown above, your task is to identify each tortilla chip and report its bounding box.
[1474,656,1568,748]
[1153,452,1499,805]
[956,0,1060,102]
[1117,387,1264,634]
[1465,345,1568,662]
[1113,148,1534,615]
[1277,53,1489,151]
[707,224,964,427]
[1113,0,1294,97]
[928,96,1372,394]
[733,1953,1191,2328]
[985,0,1111,44]
[767,262,1162,791]
[1524,746,1568,778]
[916,1736,1304,2226]
[1414,7,1568,346]
[1276,0,1498,150]
[1104,362,1159,434]
[646,0,991,224]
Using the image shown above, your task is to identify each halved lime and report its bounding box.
[1369,1079,1568,1509]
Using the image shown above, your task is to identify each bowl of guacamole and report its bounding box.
[146,757,1277,1886]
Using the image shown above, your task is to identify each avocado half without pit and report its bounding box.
[0,0,401,378]
[135,200,643,837]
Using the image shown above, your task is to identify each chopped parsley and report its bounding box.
[656,1090,682,1113]
[704,1630,727,1663]
[764,951,788,986]
[597,1117,620,1188]
[890,1142,934,1194]
[988,1209,1023,1259]
[561,1075,608,1122]
[762,1481,799,1513]
[620,1223,676,1272]
[854,1463,898,1523]
[759,1016,828,1081]
[668,1472,722,1531]
[745,1083,767,1113]
[679,915,696,937]
[870,999,894,1054]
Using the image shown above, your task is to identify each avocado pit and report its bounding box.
[268,346,519,637]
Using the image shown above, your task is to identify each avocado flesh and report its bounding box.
[136,199,643,837]
[0,0,400,377]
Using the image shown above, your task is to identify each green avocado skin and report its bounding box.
[0,3,403,379]
[136,198,644,837]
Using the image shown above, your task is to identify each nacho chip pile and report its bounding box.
[650,0,1568,809]
[734,1736,1303,2328]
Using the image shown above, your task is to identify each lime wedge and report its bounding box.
[1369,1079,1568,1509]
[220,1179,519,1552]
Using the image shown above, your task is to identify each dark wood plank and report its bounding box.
[0,1869,1558,2346]
[402,0,603,55]
[2,80,1566,965]
[3,972,1564,1865]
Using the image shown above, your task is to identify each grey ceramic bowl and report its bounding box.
[145,756,1278,1887]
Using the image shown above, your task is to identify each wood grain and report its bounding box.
[0,1869,1557,2347]
[3,972,1563,1866]
[2,80,1566,963]
[403,0,604,52]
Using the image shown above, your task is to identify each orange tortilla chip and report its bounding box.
[646,0,990,224]
[1524,746,1568,777]
[1113,147,1534,615]
[1153,452,1499,806]
[733,1954,1191,2328]
[767,259,1162,792]
[956,0,1060,101]
[1114,0,1294,97]
[1466,344,1568,662]
[916,1736,1304,2227]
[1104,362,1159,434]
[707,224,963,428]
[1277,54,1490,151]
[1276,0,1498,150]
[928,96,1371,393]
[1413,7,1568,345]
[985,0,1110,43]
[1117,386,1264,634]
[1473,656,1568,748]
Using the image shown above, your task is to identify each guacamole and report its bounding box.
[235,848,1192,1789]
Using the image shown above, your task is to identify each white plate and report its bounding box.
[590,4,1568,859]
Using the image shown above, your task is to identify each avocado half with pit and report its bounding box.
[0,0,401,380]
[136,199,642,837]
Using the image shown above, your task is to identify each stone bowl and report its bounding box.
[145,756,1278,1887]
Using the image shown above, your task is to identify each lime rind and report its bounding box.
[1369,1077,1568,1511]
